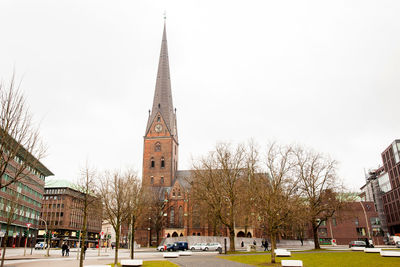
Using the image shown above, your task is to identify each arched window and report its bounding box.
[157,116,161,122]
[150,157,155,168]
[178,206,183,227]
[150,176,154,184]
[161,157,165,168]
[160,177,164,184]
[155,142,161,152]
[170,207,174,226]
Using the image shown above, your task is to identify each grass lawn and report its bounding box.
[219,251,400,266]
[109,260,178,267]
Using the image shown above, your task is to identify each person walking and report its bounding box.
[83,244,88,259]
[66,244,70,256]
[61,243,68,256]
[241,241,244,247]
[264,239,269,251]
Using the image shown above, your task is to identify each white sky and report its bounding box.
[0,0,399,191]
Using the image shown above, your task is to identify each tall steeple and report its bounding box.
[146,21,177,138]
[142,20,179,188]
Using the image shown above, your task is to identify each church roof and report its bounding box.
[146,22,177,137]
[175,170,193,190]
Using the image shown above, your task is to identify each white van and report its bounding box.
[389,236,400,245]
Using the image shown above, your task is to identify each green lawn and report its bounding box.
[109,260,178,267]
[219,251,400,266]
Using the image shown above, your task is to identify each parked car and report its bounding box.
[35,242,48,250]
[348,240,367,248]
[190,243,207,251]
[157,243,173,252]
[170,241,188,251]
[396,241,400,248]
[204,242,222,251]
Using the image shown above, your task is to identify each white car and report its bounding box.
[190,243,207,251]
[203,242,222,251]
[34,242,47,250]
[156,243,173,252]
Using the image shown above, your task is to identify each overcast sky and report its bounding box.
[1,0,399,190]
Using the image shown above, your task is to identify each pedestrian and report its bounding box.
[61,242,68,256]
[83,244,88,259]
[300,237,303,246]
[264,239,269,251]
[241,241,244,247]
[66,245,70,256]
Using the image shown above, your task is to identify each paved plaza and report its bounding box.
[1,245,396,267]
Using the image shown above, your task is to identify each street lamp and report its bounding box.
[39,218,50,257]
[148,217,151,247]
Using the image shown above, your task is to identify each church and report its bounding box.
[137,21,257,246]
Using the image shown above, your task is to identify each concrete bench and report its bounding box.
[178,251,193,256]
[364,248,381,253]
[350,247,364,251]
[380,250,400,257]
[163,252,179,258]
[121,259,143,266]
[281,260,303,267]
[274,249,291,257]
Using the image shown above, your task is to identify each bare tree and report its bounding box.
[98,170,131,266]
[191,142,247,252]
[124,170,143,259]
[141,186,168,246]
[294,146,343,249]
[253,143,300,264]
[0,75,46,190]
[75,165,99,267]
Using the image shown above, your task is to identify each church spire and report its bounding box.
[146,21,176,137]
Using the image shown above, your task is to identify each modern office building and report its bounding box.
[39,179,102,247]
[0,135,53,247]
[381,140,400,234]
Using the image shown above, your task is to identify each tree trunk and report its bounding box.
[79,208,88,267]
[0,225,10,267]
[313,224,320,249]
[130,217,135,260]
[114,223,120,266]
[270,234,276,264]
[229,227,235,252]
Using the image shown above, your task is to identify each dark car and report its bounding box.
[349,240,367,248]
[170,241,188,251]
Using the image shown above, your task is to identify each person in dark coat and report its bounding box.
[264,239,269,251]
[66,245,70,256]
[83,244,88,259]
[241,241,244,247]
[61,243,68,256]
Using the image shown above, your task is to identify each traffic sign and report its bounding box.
[26,223,32,228]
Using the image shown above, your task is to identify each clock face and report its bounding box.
[155,124,163,133]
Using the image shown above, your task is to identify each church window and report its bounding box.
[160,177,164,184]
[157,116,161,122]
[172,191,176,197]
[155,142,161,152]
[151,157,155,168]
[150,176,154,184]
[178,206,183,227]
[170,207,174,225]
[178,190,181,197]
[161,157,165,168]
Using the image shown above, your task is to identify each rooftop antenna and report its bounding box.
[163,10,167,21]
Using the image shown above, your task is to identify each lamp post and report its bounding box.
[148,217,151,247]
[39,218,50,257]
